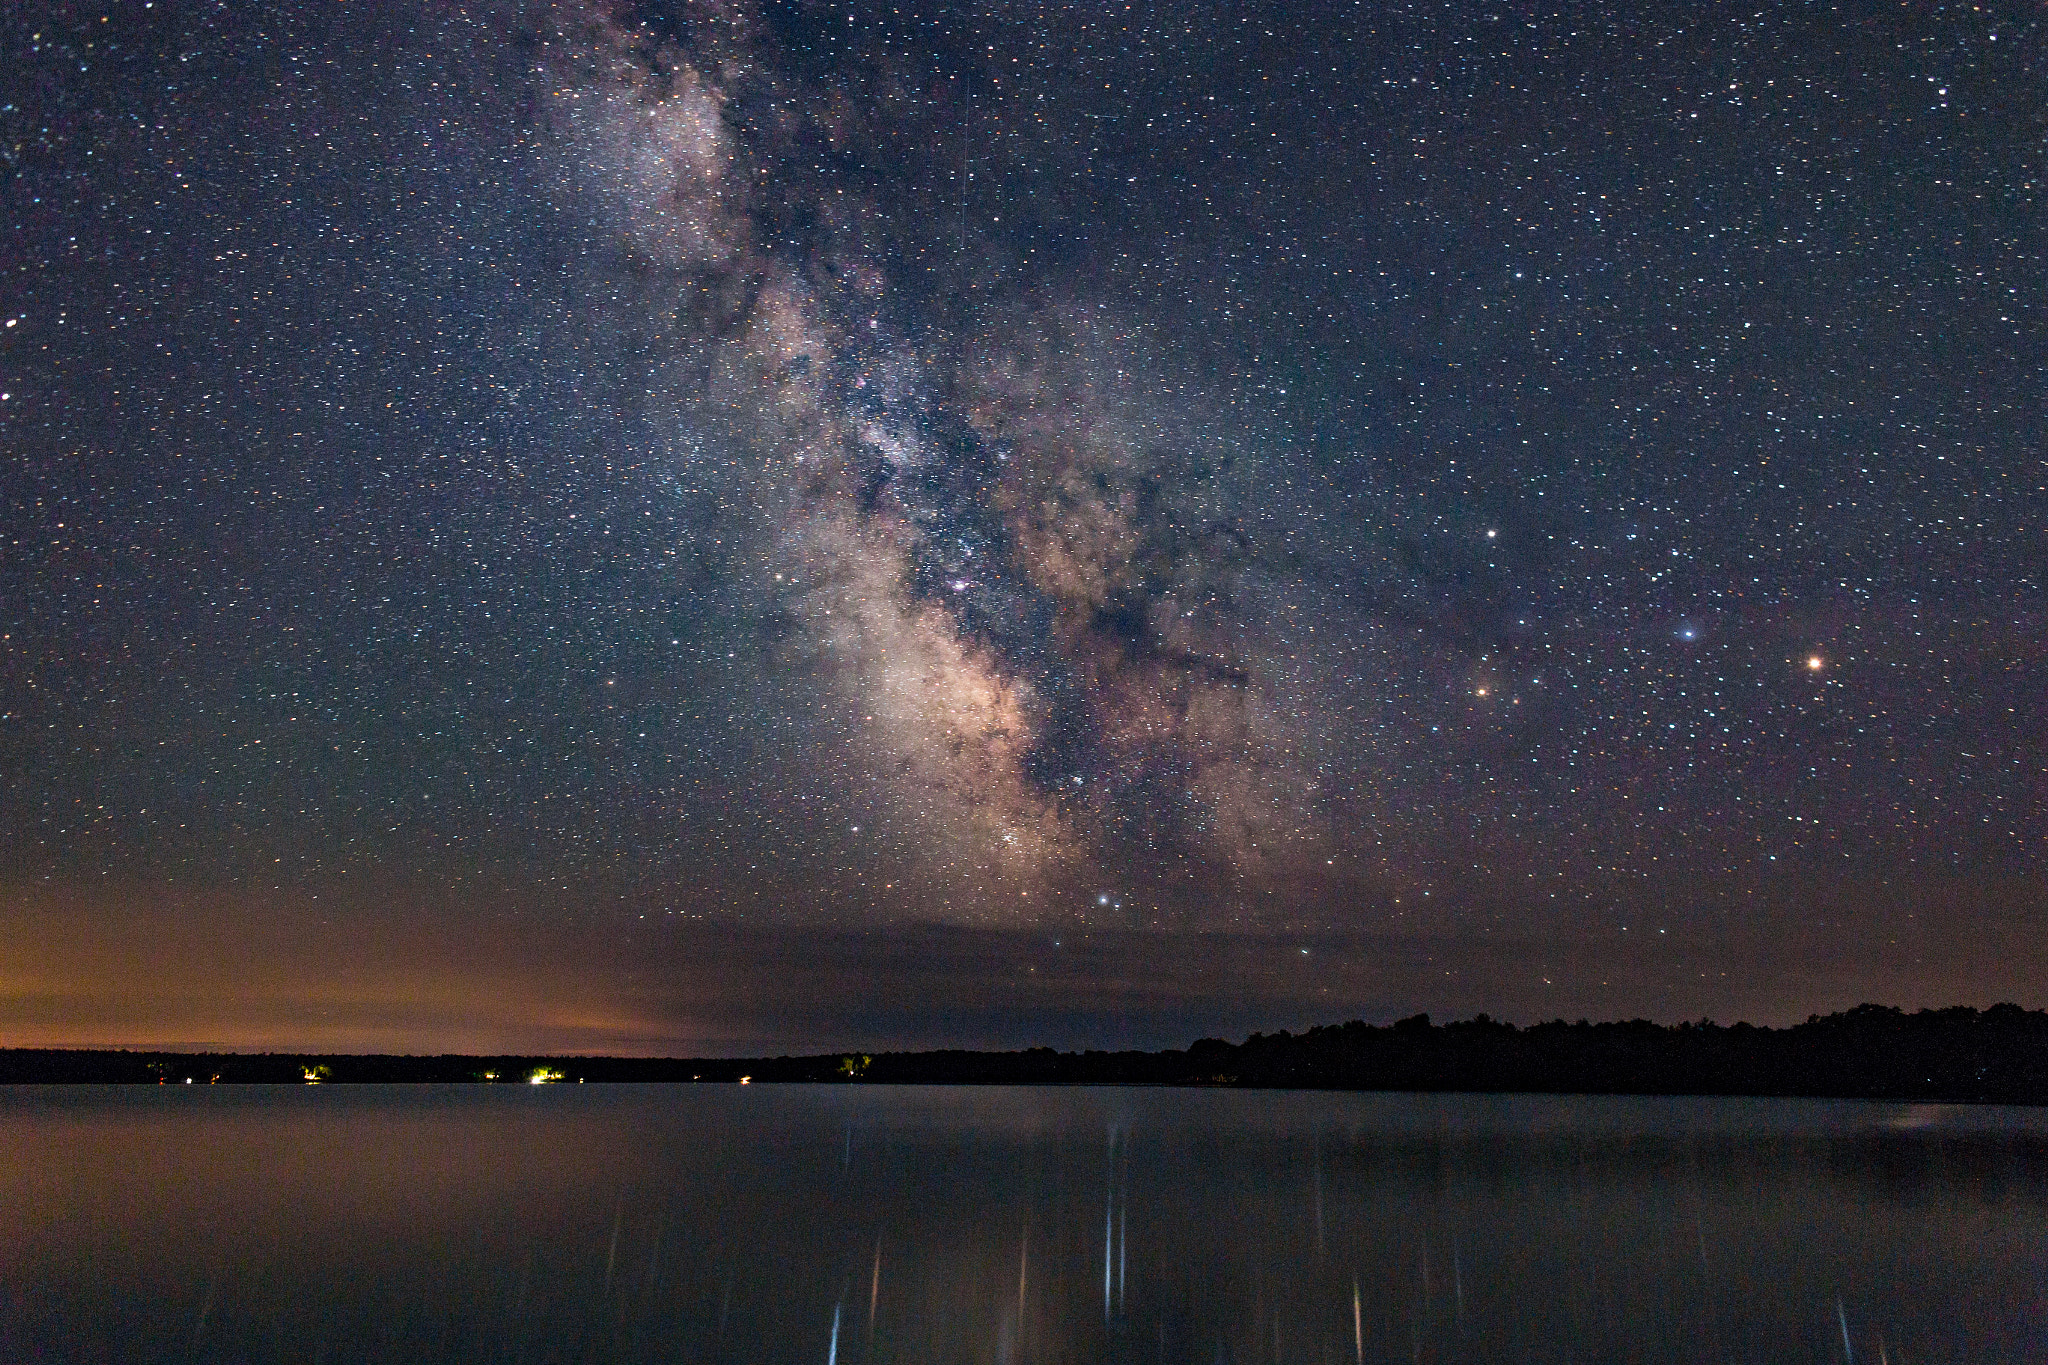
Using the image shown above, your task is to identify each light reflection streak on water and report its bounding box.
[1106,1123,1116,1321]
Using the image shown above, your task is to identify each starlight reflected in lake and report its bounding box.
[5,1085,2046,1362]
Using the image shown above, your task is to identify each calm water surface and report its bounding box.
[4,1085,2046,1363]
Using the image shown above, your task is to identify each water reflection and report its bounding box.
[4,1085,2046,1362]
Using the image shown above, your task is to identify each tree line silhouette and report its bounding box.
[7,1003,2048,1102]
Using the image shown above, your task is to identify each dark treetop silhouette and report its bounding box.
[9,1004,2048,1104]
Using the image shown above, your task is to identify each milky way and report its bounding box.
[528,0,1417,917]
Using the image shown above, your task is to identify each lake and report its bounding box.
[4,1085,2045,1362]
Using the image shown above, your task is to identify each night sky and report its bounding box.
[2,0,2041,1054]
